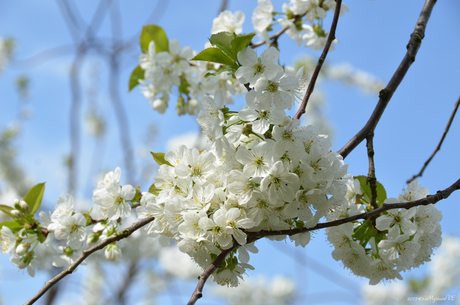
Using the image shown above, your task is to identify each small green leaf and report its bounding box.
[209,31,237,61]
[231,33,256,57]
[36,225,46,243]
[150,152,172,166]
[352,219,378,247]
[23,183,46,214]
[140,25,169,53]
[178,76,190,94]
[356,175,387,207]
[132,186,142,203]
[83,213,93,226]
[148,183,161,196]
[129,65,145,92]
[0,204,14,218]
[0,221,22,231]
[192,48,236,66]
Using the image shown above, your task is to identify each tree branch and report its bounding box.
[24,216,155,305]
[366,133,379,209]
[187,243,239,305]
[187,178,460,305]
[407,95,460,184]
[293,0,342,120]
[246,177,460,242]
[218,0,228,14]
[337,0,437,159]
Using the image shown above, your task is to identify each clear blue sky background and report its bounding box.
[1,0,460,304]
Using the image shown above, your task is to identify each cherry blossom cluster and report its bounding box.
[137,0,349,115]
[139,38,245,115]
[0,197,87,277]
[215,0,348,50]
[136,46,351,287]
[326,180,443,285]
[0,169,141,276]
[362,236,460,304]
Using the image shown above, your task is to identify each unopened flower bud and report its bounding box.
[105,243,122,262]
[188,98,200,115]
[63,246,74,257]
[13,199,21,210]
[19,201,30,212]
[11,210,22,217]
[152,98,167,114]
[87,233,99,246]
[16,243,30,256]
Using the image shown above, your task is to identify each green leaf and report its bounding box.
[178,76,190,94]
[150,152,172,166]
[0,204,14,218]
[231,33,256,57]
[148,183,161,196]
[140,25,169,53]
[192,48,236,67]
[128,65,145,92]
[23,183,46,214]
[36,225,46,243]
[356,175,387,207]
[132,186,142,203]
[0,221,22,231]
[209,31,237,61]
[352,219,378,247]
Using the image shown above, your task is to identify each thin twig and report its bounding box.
[337,0,437,159]
[218,0,228,14]
[366,133,379,209]
[24,216,155,305]
[246,177,460,242]
[187,243,239,305]
[250,13,307,49]
[407,95,460,184]
[293,0,342,120]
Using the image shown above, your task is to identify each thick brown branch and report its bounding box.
[407,95,460,184]
[337,0,437,159]
[187,243,239,305]
[293,0,342,120]
[24,216,155,305]
[246,178,460,243]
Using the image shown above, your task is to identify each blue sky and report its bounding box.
[1,0,460,304]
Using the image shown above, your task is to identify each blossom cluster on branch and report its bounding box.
[134,0,346,115]
[0,0,453,304]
